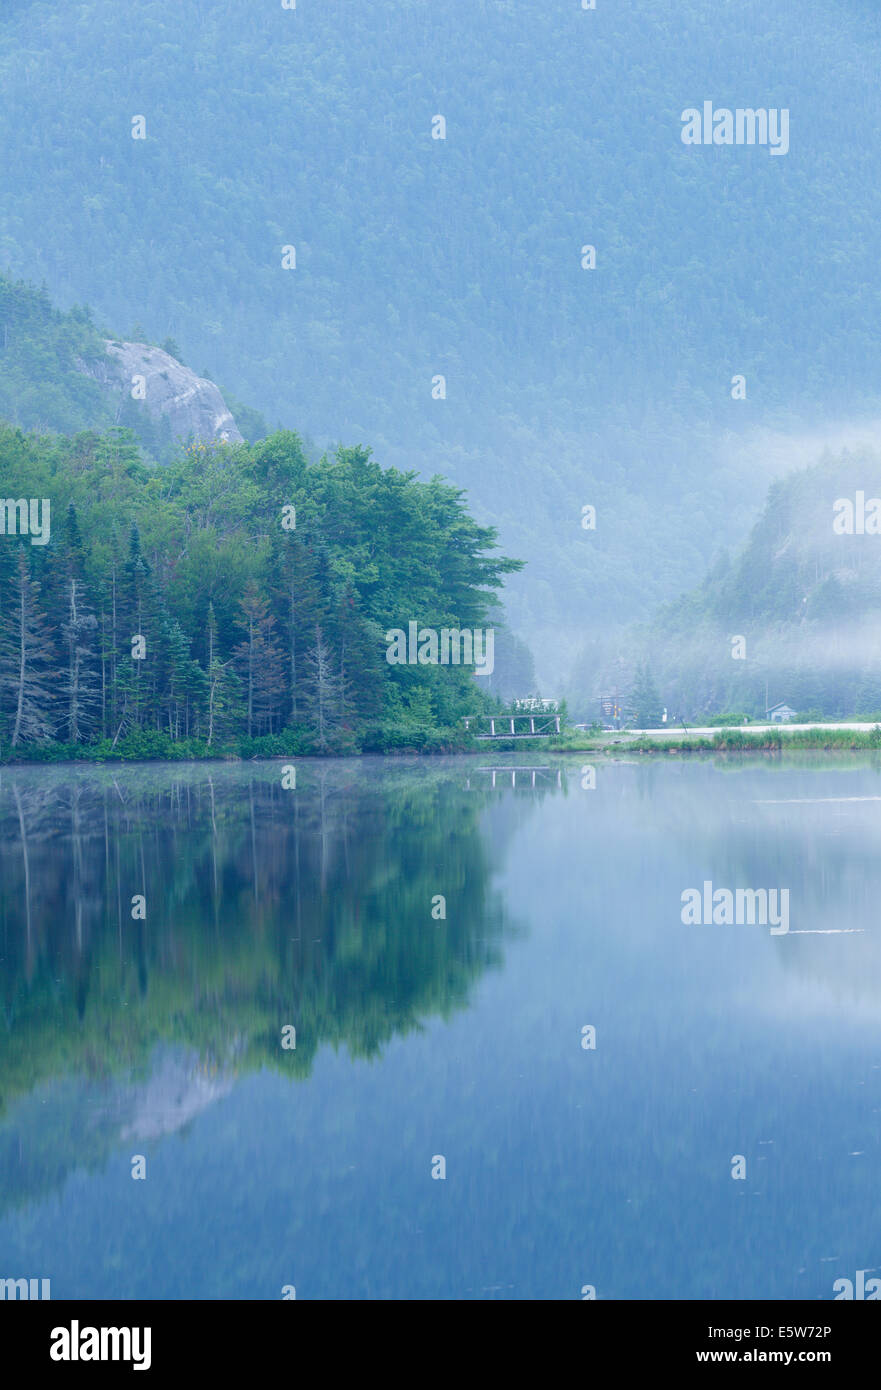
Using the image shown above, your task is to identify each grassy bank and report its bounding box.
[546,726,881,754]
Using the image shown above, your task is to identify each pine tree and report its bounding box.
[100,536,124,739]
[0,549,57,746]
[206,601,242,745]
[64,500,87,575]
[119,525,152,731]
[233,582,286,737]
[303,625,344,751]
[333,583,382,725]
[62,574,100,742]
[631,663,663,728]
[164,619,207,739]
[57,503,100,743]
[274,536,327,727]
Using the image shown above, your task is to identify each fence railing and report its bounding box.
[462,713,561,738]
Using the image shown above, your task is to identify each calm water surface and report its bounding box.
[1,754,880,1300]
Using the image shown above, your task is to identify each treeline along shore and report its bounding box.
[0,423,523,762]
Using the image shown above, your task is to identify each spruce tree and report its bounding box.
[233,582,286,737]
[0,548,57,746]
[630,663,663,728]
[303,625,343,752]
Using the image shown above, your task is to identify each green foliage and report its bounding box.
[221,390,268,445]
[0,423,520,759]
[159,336,183,363]
[0,277,109,434]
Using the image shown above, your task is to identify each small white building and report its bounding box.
[767,702,797,723]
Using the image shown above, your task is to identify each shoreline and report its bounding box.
[4,722,881,766]
[552,723,881,754]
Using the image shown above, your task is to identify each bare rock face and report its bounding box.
[90,340,244,445]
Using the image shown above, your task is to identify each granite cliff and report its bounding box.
[83,339,243,445]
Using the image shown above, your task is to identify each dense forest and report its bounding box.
[4,0,880,672]
[0,421,522,758]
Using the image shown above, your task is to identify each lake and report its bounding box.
[1,754,880,1300]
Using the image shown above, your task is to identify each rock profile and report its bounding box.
[86,339,244,445]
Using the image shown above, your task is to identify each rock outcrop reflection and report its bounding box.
[0,761,523,1143]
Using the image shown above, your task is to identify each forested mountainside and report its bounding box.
[0,276,259,459]
[4,0,881,673]
[0,424,520,758]
[593,452,881,721]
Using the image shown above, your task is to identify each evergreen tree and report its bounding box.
[0,549,57,746]
[206,602,242,745]
[61,575,100,742]
[233,582,286,737]
[57,503,100,742]
[276,534,323,728]
[303,626,344,752]
[164,619,207,739]
[332,582,382,725]
[0,421,522,755]
[630,664,663,729]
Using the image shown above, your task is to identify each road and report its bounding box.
[606,722,881,739]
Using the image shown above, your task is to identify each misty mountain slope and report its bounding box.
[0,276,250,456]
[0,277,110,435]
[609,451,881,719]
[3,0,881,674]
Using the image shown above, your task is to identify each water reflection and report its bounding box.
[0,761,527,1117]
[2,754,881,1299]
